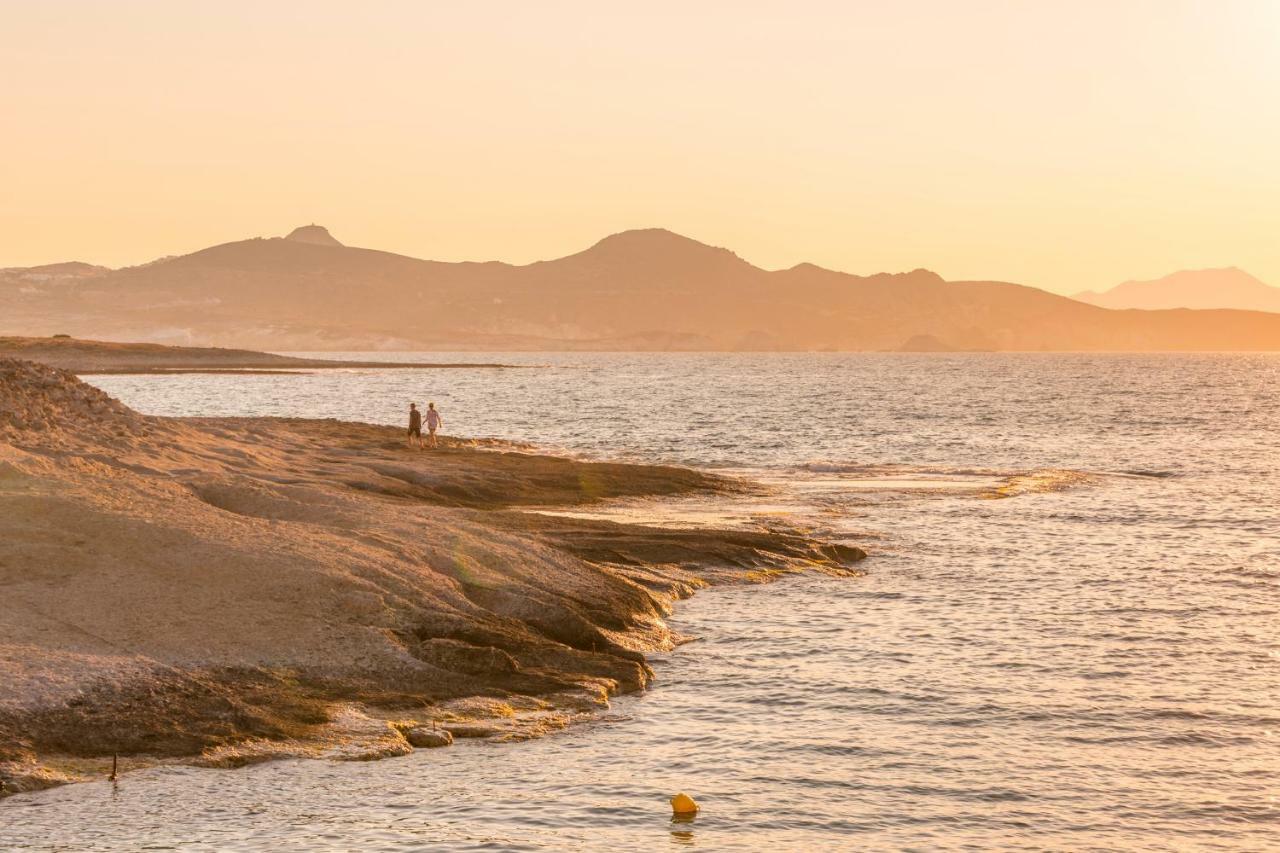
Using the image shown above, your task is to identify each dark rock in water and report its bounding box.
[405,727,453,748]
[443,724,502,739]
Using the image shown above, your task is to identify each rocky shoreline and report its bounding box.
[0,358,863,797]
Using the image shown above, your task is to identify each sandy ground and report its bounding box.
[0,358,863,796]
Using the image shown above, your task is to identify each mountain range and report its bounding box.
[1074,268,1280,312]
[4,226,1280,351]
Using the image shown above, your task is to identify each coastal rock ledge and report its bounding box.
[0,358,864,795]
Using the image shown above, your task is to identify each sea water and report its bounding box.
[3,353,1278,851]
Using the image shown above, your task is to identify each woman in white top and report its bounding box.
[425,402,443,448]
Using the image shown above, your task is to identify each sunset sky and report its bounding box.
[3,1,1278,293]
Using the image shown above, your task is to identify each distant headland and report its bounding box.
[0,337,513,374]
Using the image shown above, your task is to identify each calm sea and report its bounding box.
[4,353,1278,851]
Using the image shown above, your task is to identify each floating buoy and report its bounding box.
[670,792,699,816]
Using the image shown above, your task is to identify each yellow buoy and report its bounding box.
[670,792,699,816]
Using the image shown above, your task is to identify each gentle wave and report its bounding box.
[4,352,1272,851]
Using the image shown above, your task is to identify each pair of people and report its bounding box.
[407,402,443,449]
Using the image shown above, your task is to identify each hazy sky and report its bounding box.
[3,1,1278,293]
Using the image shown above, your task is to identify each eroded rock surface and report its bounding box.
[0,360,864,795]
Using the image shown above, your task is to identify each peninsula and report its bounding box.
[0,359,863,796]
[0,337,511,374]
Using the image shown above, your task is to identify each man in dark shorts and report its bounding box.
[407,402,423,449]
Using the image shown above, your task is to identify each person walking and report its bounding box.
[425,402,444,448]
[407,402,423,450]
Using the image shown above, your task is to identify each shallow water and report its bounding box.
[4,353,1279,850]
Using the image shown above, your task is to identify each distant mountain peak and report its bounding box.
[585,228,741,258]
[1116,266,1252,287]
[594,227,695,245]
[284,225,343,247]
[555,229,757,278]
[786,261,828,273]
[1074,267,1279,312]
[908,267,942,279]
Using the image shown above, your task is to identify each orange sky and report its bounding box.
[2,1,1278,293]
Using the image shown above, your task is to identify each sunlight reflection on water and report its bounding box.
[4,353,1278,851]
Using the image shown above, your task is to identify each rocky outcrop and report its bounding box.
[0,363,864,796]
[404,727,453,748]
[0,358,146,439]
